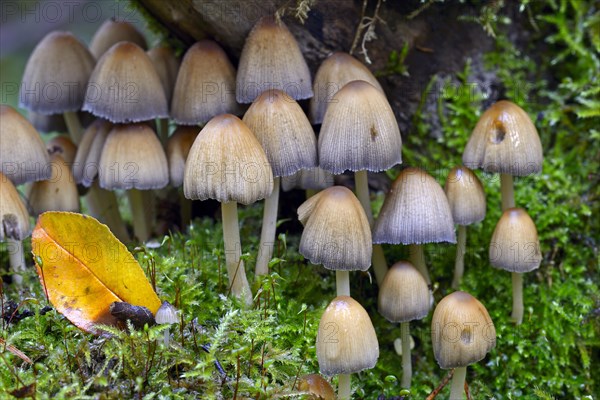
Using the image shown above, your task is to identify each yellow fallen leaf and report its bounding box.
[31,212,161,334]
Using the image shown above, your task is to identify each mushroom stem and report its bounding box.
[511,272,524,324]
[179,190,192,230]
[336,270,350,297]
[500,173,515,211]
[409,244,431,285]
[400,321,412,388]
[127,189,151,242]
[221,201,253,306]
[354,170,388,285]
[337,373,351,400]
[86,182,130,242]
[8,238,25,284]
[163,327,171,347]
[256,177,280,276]
[449,366,467,399]
[452,225,467,289]
[63,111,82,144]
[159,118,169,146]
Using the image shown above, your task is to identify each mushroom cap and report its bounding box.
[317,295,379,376]
[0,172,30,241]
[89,19,147,59]
[73,119,113,186]
[27,154,80,215]
[20,31,95,114]
[373,167,456,245]
[98,123,169,190]
[83,42,168,123]
[154,301,179,324]
[147,46,180,104]
[0,105,51,184]
[318,80,402,174]
[298,186,372,271]
[489,207,542,273]
[281,167,334,192]
[28,111,67,133]
[46,135,77,165]
[296,374,335,400]
[183,114,273,204]
[236,16,313,103]
[243,89,317,177]
[171,40,240,124]
[310,52,383,124]
[463,100,543,176]
[378,261,431,323]
[444,166,486,225]
[167,126,199,187]
[431,291,496,369]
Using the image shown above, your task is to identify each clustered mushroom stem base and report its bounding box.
[63,111,83,145]
[449,366,467,400]
[221,201,253,306]
[255,177,280,276]
[8,238,25,285]
[500,173,515,211]
[354,170,388,285]
[452,225,467,289]
[409,244,431,285]
[400,321,412,388]
[338,373,351,400]
[127,189,152,242]
[87,183,130,243]
[511,272,524,325]
[336,270,350,297]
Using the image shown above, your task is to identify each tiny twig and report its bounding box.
[0,338,33,364]
[426,369,454,400]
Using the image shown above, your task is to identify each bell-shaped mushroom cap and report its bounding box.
[89,19,147,59]
[317,295,379,376]
[28,111,67,133]
[298,186,371,271]
[0,172,30,241]
[444,166,486,226]
[378,261,431,323]
[83,42,168,123]
[183,114,273,204]
[374,167,456,245]
[167,126,199,187]
[19,31,95,114]
[463,100,543,176]
[310,52,383,124]
[432,291,496,369]
[319,80,402,174]
[98,123,169,190]
[281,167,334,192]
[236,16,313,104]
[154,301,179,324]
[72,119,112,186]
[243,90,317,177]
[27,154,80,215]
[171,40,240,124]
[147,46,180,104]
[0,105,51,184]
[489,207,542,273]
[47,135,77,165]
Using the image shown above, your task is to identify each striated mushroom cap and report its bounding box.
[236,16,313,103]
[378,261,431,323]
[489,207,542,273]
[167,126,199,187]
[27,154,80,215]
[83,42,168,123]
[444,166,486,225]
[20,31,95,114]
[0,172,30,241]
[89,19,147,59]
[73,119,112,186]
[298,186,372,271]
[317,296,379,376]
[243,89,317,177]
[171,40,240,124]
[463,100,543,176]
[281,167,334,192]
[374,167,456,245]
[432,291,496,369]
[318,80,402,174]
[310,52,383,124]
[147,46,180,104]
[183,114,273,204]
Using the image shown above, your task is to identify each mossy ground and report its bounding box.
[1,0,599,398]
